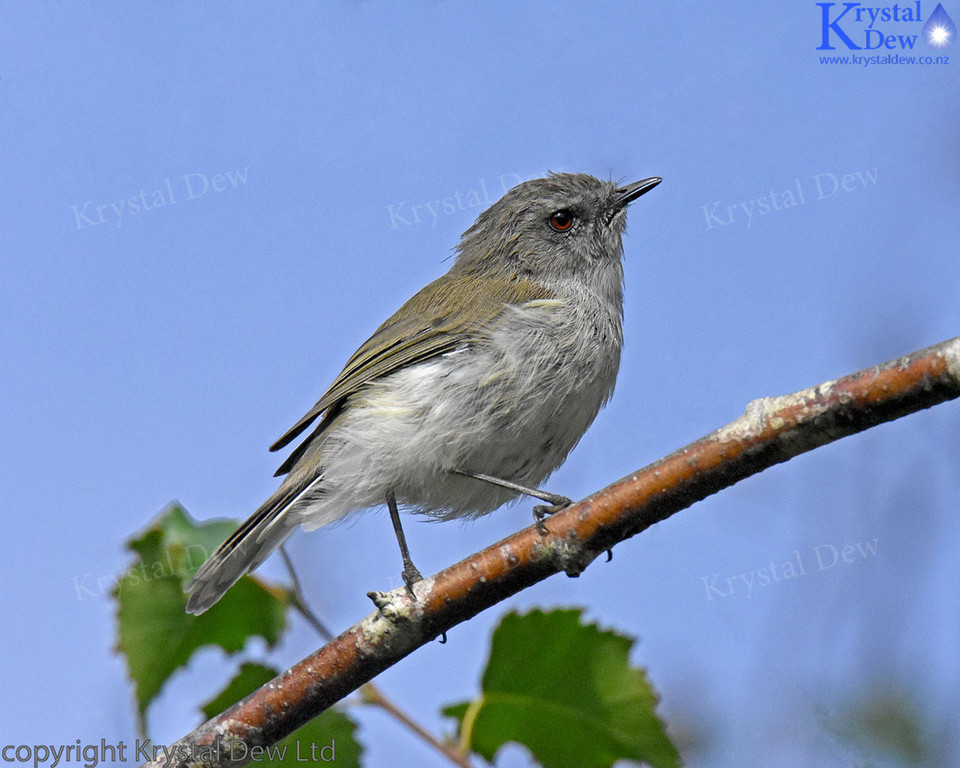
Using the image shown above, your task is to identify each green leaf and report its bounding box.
[443,609,680,768]
[114,503,291,732]
[200,662,280,721]
[201,663,364,768]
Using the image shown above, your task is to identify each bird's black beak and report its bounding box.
[611,176,663,211]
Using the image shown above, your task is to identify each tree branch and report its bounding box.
[144,335,960,768]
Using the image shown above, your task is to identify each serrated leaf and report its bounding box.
[443,609,680,768]
[201,663,363,768]
[114,503,291,731]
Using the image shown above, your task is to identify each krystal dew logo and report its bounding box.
[817,2,956,51]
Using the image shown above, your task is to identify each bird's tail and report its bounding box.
[184,482,308,615]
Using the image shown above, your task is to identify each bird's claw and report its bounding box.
[401,564,423,600]
[533,497,573,534]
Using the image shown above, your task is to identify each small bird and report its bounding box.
[185,172,661,614]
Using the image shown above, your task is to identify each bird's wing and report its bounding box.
[269,271,552,471]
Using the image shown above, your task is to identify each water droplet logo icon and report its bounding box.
[922,3,956,48]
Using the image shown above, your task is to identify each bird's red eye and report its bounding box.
[549,210,574,231]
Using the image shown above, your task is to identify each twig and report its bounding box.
[359,685,473,768]
[278,546,335,641]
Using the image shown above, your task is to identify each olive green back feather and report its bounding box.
[269,271,552,469]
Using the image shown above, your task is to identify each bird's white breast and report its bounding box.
[295,286,623,526]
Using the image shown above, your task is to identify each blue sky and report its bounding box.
[2,3,959,766]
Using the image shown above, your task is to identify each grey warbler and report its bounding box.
[185,172,661,614]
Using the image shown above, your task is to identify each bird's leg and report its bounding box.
[386,489,422,596]
[452,469,573,533]
[452,469,572,506]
